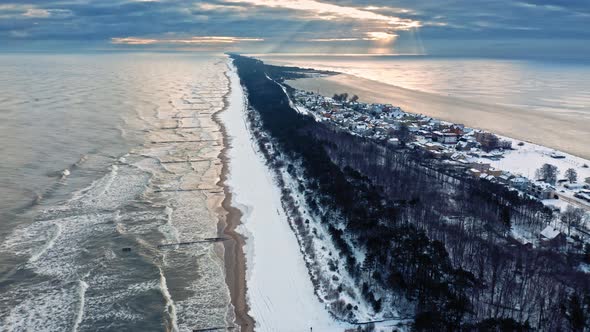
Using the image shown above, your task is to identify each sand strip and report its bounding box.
[213,62,254,332]
[287,73,590,160]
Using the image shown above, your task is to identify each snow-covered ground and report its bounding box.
[472,136,590,244]
[475,136,590,213]
[483,137,590,184]
[280,87,412,328]
[278,166,412,329]
[222,60,348,331]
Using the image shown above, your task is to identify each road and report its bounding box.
[556,193,590,212]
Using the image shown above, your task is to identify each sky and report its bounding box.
[1,0,590,58]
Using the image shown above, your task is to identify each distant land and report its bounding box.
[270,57,590,161]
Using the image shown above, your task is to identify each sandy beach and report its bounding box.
[216,124,254,331]
[287,74,590,160]
[215,65,254,331]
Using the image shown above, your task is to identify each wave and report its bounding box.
[28,222,61,263]
[73,279,89,332]
[0,54,234,332]
[159,267,179,332]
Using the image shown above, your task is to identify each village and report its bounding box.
[290,89,590,251]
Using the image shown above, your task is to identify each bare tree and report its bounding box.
[536,164,559,185]
[564,168,578,183]
[564,294,586,332]
[561,206,584,236]
[397,124,412,145]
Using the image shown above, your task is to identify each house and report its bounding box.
[550,152,566,159]
[540,225,567,247]
[510,177,530,191]
[374,126,389,135]
[480,173,496,181]
[486,167,503,177]
[471,162,491,172]
[565,182,588,190]
[574,192,590,203]
[388,138,400,147]
[513,235,533,249]
[418,130,433,139]
[468,168,482,178]
[455,140,477,151]
[433,131,459,144]
[498,173,514,185]
[529,182,555,199]
[449,124,465,135]
[541,226,559,239]
[424,142,443,151]
[370,105,383,114]
[408,124,420,133]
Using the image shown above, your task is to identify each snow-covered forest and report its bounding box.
[231,54,590,331]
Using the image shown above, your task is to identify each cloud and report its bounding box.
[362,5,416,15]
[1,0,589,57]
[23,8,50,18]
[223,0,421,30]
[304,31,397,42]
[0,4,73,19]
[23,8,72,18]
[111,36,264,45]
[197,3,248,12]
[365,31,397,41]
[304,37,364,42]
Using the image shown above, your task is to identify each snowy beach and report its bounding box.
[221,60,346,331]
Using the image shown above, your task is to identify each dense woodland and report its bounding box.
[230,55,590,331]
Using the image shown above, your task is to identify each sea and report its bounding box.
[259,55,590,118]
[0,53,233,331]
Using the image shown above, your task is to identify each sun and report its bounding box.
[366,31,398,42]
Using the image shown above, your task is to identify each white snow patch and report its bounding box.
[482,137,590,183]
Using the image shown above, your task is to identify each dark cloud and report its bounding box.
[0,0,588,57]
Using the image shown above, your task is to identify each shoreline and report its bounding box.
[213,59,254,332]
[223,55,346,330]
[286,73,590,160]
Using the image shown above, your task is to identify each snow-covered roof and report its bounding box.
[532,181,554,190]
[541,226,561,239]
[565,182,586,189]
